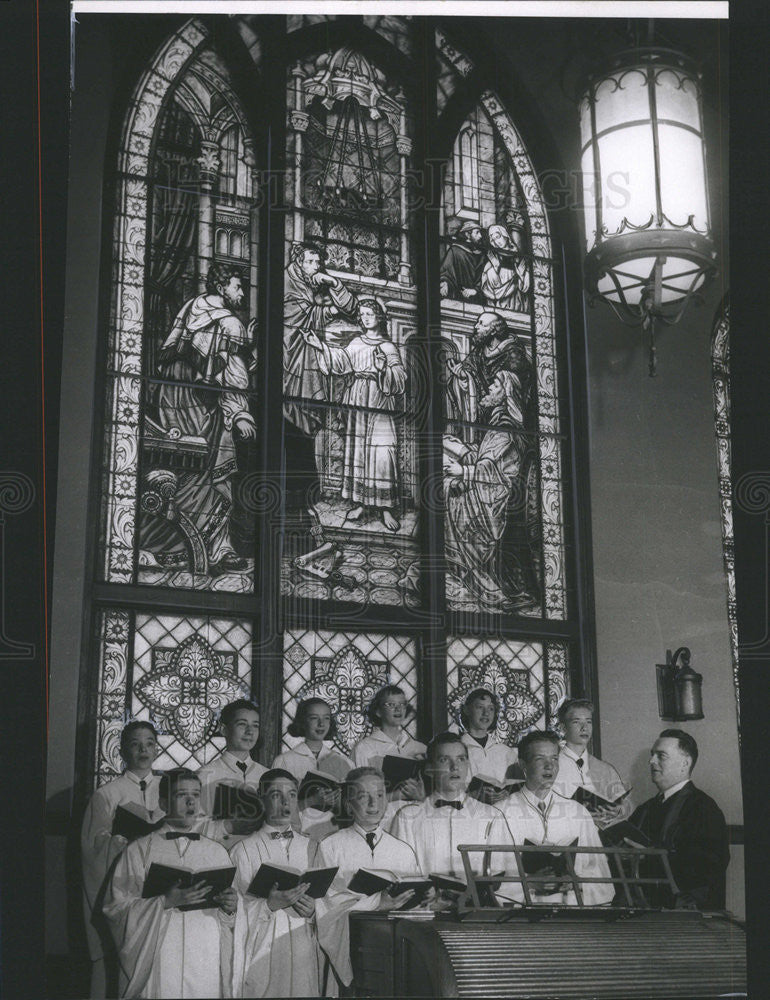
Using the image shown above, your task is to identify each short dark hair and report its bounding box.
[459,688,500,731]
[659,729,699,770]
[426,730,466,763]
[219,699,259,729]
[158,767,200,802]
[332,767,385,828]
[120,720,158,755]
[366,685,414,726]
[557,698,594,727]
[205,262,243,296]
[517,730,560,764]
[258,768,298,797]
[287,698,339,740]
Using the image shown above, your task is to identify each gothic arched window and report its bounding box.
[86,17,588,788]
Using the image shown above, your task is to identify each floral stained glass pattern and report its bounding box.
[91,608,253,789]
[282,629,418,756]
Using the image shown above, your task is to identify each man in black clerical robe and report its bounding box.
[629,729,729,910]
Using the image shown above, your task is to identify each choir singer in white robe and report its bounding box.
[102,768,238,999]
[501,730,614,906]
[316,767,422,990]
[230,769,325,998]
[390,732,514,883]
[81,721,163,999]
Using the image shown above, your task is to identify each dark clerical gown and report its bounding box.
[440,241,485,301]
[628,781,729,909]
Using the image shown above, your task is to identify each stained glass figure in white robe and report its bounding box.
[310,298,406,532]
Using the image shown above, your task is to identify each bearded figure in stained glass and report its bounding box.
[139,263,256,577]
[308,298,405,532]
[444,363,538,613]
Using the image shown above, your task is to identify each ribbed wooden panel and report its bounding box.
[401,915,746,998]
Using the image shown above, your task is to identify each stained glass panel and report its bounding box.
[92,607,254,789]
[446,636,570,743]
[100,24,260,594]
[282,48,421,608]
[440,93,567,620]
[282,629,418,755]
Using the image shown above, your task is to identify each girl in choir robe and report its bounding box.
[81,721,163,999]
[102,768,238,999]
[315,767,422,989]
[351,686,426,821]
[273,698,354,839]
[230,769,325,998]
[456,688,520,795]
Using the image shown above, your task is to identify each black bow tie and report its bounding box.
[270,830,294,840]
[165,831,200,840]
[575,758,585,769]
[434,799,463,810]
[236,761,248,775]
[139,780,147,792]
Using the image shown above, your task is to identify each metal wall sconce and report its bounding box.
[656,646,704,721]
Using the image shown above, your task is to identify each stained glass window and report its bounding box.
[86,17,589,792]
[282,629,419,755]
[92,608,253,789]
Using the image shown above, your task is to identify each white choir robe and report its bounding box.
[390,794,513,880]
[102,824,237,999]
[553,743,632,825]
[458,730,519,785]
[315,825,420,987]
[350,728,426,770]
[230,827,324,998]
[273,737,354,782]
[81,771,162,966]
[502,789,614,906]
[197,750,267,816]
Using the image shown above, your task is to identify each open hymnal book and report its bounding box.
[571,785,632,812]
[381,755,423,787]
[347,868,432,908]
[141,863,235,911]
[467,773,525,803]
[598,820,652,849]
[247,863,338,899]
[297,770,342,799]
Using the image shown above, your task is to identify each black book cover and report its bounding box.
[211,782,263,821]
[111,804,164,841]
[297,770,342,799]
[571,785,631,811]
[599,820,652,849]
[247,863,338,899]
[521,838,578,876]
[381,755,422,787]
[142,862,236,910]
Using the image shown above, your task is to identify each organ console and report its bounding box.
[348,843,747,998]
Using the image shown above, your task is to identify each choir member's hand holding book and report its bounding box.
[347,868,432,910]
[247,862,339,906]
[142,861,237,911]
[297,769,342,812]
[381,755,425,801]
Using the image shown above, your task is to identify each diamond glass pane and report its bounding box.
[446,636,546,746]
[282,629,418,756]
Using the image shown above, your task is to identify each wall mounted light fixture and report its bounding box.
[656,646,704,721]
